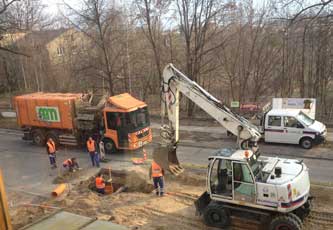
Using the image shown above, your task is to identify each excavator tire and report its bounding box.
[152,144,184,176]
[203,202,230,228]
[269,213,302,230]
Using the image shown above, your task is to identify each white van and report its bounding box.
[262,109,327,149]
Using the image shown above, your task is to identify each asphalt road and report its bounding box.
[0,128,332,198]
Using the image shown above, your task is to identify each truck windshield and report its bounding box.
[297,111,314,126]
[128,107,150,129]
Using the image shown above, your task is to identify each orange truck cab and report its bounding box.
[102,93,152,153]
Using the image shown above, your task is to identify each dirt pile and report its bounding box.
[88,167,155,194]
[166,170,206,187]
[11,206,49,229]
[53,170,81,184]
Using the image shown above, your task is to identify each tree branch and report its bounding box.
[0,46,30,57]
[0,0,20,14]
[290,0,333,23]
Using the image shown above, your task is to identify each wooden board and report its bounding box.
[0,169,12,230]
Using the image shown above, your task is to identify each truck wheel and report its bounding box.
[46,131,60,147]
[32,129,46,146]
[269,214,302,230]
[103,139,116,154]
[300,137,313,149]
[203,202,230,228]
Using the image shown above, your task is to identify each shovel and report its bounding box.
[105,167,113,194]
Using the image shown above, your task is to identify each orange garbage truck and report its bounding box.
[14,92,152,153]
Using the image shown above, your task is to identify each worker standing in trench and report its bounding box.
[87,137,100,167]
[95,173,105,194]
[150,160,165,196]
[46,138,57,169]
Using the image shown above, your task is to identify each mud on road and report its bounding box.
[9,166,333,230]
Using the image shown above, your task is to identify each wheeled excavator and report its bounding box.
[154,64,312,230]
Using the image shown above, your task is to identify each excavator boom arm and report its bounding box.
[161,64,261,143]
[155,63,261,175]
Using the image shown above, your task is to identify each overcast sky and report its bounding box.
[42,0,322,17]
[42,0,122,15]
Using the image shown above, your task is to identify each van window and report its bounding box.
[284,116,304,128]
[268,116,281,127]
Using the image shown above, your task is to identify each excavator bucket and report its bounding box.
[152,144,184,176]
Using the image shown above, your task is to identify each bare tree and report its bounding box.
[175,0,234,116]
[4,0,51,31]
[287,0,333,22]
[135,0,170,87]
[62,0,127,95]
[0,0,30,55]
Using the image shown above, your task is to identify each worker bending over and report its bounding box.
[95,173,105,194]
[150,160,165,196]
[63,158,80,172]
[87,137,100,167]
[46,138,57,169]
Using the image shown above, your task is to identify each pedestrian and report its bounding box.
[99,140,105,161]
[149,160,165,196]
[95,172,105,194]
[86,137,100,167]
[46,138,57,169]
[63,157,80,172]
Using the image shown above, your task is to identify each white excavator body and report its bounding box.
[206,149,310,213]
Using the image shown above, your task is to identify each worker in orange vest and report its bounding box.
[46,138,57,169]
[150,160,165,196]
[95,172,105,194]
[87,137,99,167]
[63,157,80,172]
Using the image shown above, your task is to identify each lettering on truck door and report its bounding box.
[265,116,283,143]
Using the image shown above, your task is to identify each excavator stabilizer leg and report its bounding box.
[152,144,184,176]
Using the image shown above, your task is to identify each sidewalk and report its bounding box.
[151,122,333,143]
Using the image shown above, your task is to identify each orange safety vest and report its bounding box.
[95,177,105,189]
[47,141,56,154]
[63,159,72,166]
[87,140,95,152]
[151,161,163,177]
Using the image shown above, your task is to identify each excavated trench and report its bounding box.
[88,168,155,194]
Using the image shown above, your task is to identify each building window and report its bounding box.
[57,47,65,56]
